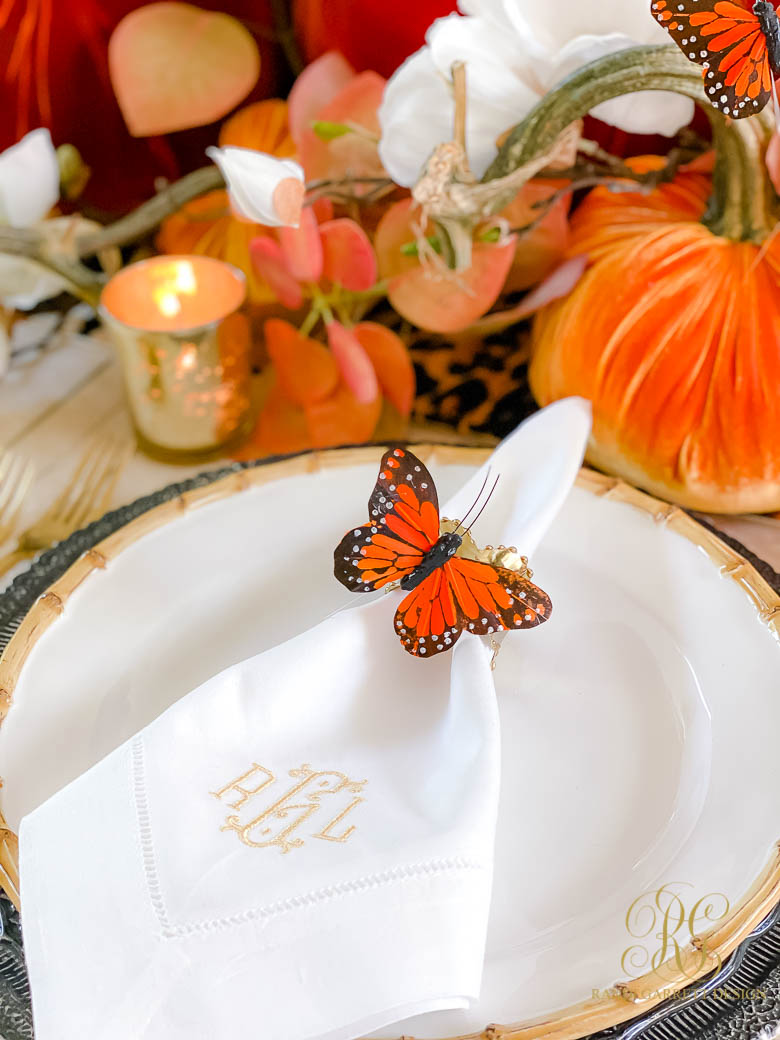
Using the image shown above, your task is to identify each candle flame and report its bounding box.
[152,261,198,320]
[157,292,182,318]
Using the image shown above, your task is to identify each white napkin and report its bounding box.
[20,398,590,1040]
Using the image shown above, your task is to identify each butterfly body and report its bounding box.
[653,0,780,116]
[755,2,780,70]
[334,447,552,658]
[399,531,462,591]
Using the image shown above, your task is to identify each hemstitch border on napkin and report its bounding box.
[131,735,487,940]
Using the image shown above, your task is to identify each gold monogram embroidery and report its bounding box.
[211,763,275,809]
[211,763,367,854]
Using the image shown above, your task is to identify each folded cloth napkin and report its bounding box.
[20,398,590,1040]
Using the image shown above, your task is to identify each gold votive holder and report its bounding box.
[100,255,252,463]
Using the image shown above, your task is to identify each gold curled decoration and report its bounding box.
[441,518,533,577]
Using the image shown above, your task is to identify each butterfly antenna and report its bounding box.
[465,473,500,534]
[454,467,491,533]
[772,76,780,129]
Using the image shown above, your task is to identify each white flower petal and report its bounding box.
[591,91,694,136]
[458,0,542,50]
[428,15,539,114]
[378,49,456,187]
[206,146,305,227]
[457,0,508,24]
[0,129,59,228]
[501,0,662,50]
[547,34,694,136]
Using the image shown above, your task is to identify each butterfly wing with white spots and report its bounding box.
[367,446,440,526]
[652,0,776,118]
[394,557,552,658]
[334,447,441,593]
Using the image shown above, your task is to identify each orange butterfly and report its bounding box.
[334,447,552,658]
[653,0,780,117]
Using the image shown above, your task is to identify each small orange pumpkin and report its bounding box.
[157,99,296,305]
[530,158,780,514]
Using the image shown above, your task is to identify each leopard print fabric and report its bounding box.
[409,325,538,439]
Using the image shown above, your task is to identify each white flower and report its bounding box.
[379,0,694,187]
[206,146,305,227]
[0,128,59,228]
[0,129,63,313]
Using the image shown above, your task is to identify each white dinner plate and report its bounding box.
[0,445,778,1040]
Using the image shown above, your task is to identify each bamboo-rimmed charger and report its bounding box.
[0,445,778,1040]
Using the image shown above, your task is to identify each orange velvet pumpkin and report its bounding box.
[530,162,780,514]
[157,99,295,305]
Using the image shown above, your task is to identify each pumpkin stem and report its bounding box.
[705,115,777,241]
[484,45,779,244]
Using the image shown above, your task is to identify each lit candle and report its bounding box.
[100,256,251,462]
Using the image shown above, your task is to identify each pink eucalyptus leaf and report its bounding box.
[500,180,570,294]
[109,3,260,137]
[326,321,380,404]
[354,322,414,416]
[319,218,377,290]
[375,198,515,334]
[300,71,386,184]
[502,255,588,324]
[311,197,335,223]
[467,254,588,336]
[277,207,324,283]
[288,51,355,150]
[250,237,304,310]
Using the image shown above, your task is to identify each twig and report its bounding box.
[500,146,707,239]
[576,138,645,175]
[505,176,644,239]
[0,229,102,304]
[452,62,468,161]
[77,170,394,258]
[539,143,701,187]
[76,165,224,256]
[306,175,394,193]
[0,165,397,304]
[305,175,396,207]
[306,186,396,207]
[0,227,39,252]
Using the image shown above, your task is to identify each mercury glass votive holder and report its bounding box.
[100,255,252,463]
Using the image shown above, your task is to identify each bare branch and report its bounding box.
[76,166,224,256]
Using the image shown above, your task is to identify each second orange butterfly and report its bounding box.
[653,0,780,117]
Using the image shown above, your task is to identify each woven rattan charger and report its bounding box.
[0,445,778,1040]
